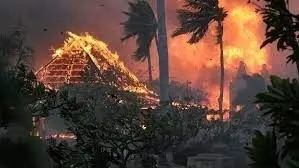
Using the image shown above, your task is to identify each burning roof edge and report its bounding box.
[35,31,158,98]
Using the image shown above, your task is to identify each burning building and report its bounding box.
[35,32,154,95]
[229,61,268,112]
[35,32,158,139]
[229,61,248,111]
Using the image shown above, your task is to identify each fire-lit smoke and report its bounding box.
[1,0,293,110]
[166,0,269,109]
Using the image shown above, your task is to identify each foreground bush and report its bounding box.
[246,76,299,167]
[48,84,206,168]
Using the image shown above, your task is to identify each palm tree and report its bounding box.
[172,0,227,114]
[156,0,170,104]
[121,0,170,104]
[121,0,158,84]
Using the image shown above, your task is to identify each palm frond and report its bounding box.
[133,33,151,61]
[121,0,157,61]
[173,9,215,43]
[183,0,219,10]
[172,0,227,44]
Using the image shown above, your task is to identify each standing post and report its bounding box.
[186,80,192,102]
[169,76,176,101]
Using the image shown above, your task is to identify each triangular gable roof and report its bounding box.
[36,32,155,96]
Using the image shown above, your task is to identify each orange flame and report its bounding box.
[46,133,76,140]
[169,1,269,110]
[38,32,156,96]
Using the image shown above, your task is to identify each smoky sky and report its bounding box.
[0,0,298,81]
[0,0,134,69]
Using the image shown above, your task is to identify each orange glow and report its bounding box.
[37,32,156,96]
[169,1,269,110]
[206,111,230,121]
[46,133,76,140]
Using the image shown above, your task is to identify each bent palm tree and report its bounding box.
[121,0,158,83]
[172,0,227,115]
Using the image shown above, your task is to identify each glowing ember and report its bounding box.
[36,32,156,97]
[45,133,76,140]
[169,0,269,110]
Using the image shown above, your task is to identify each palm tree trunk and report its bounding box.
[147,50,153,83]
[218,21,224,120]
[156,0,169,105]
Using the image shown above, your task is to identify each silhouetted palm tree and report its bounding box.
[121,0,170,104]
[121,0,158,83]
[172,0,227,114]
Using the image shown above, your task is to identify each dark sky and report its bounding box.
[0,0,298,79]
[0,0,132,69]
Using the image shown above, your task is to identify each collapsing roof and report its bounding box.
[36,32,156,98]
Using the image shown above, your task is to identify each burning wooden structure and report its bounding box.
[229,61,267,112]
[35,32,158,139]
[36,32,155,95]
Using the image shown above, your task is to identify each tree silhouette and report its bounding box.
[245,130,280,168]
[172,0,228,116]
[121,0,158,83]
[246,76,299,167]
[52,84,203,168]
[249,0,299,76]
[0,28,57,168]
